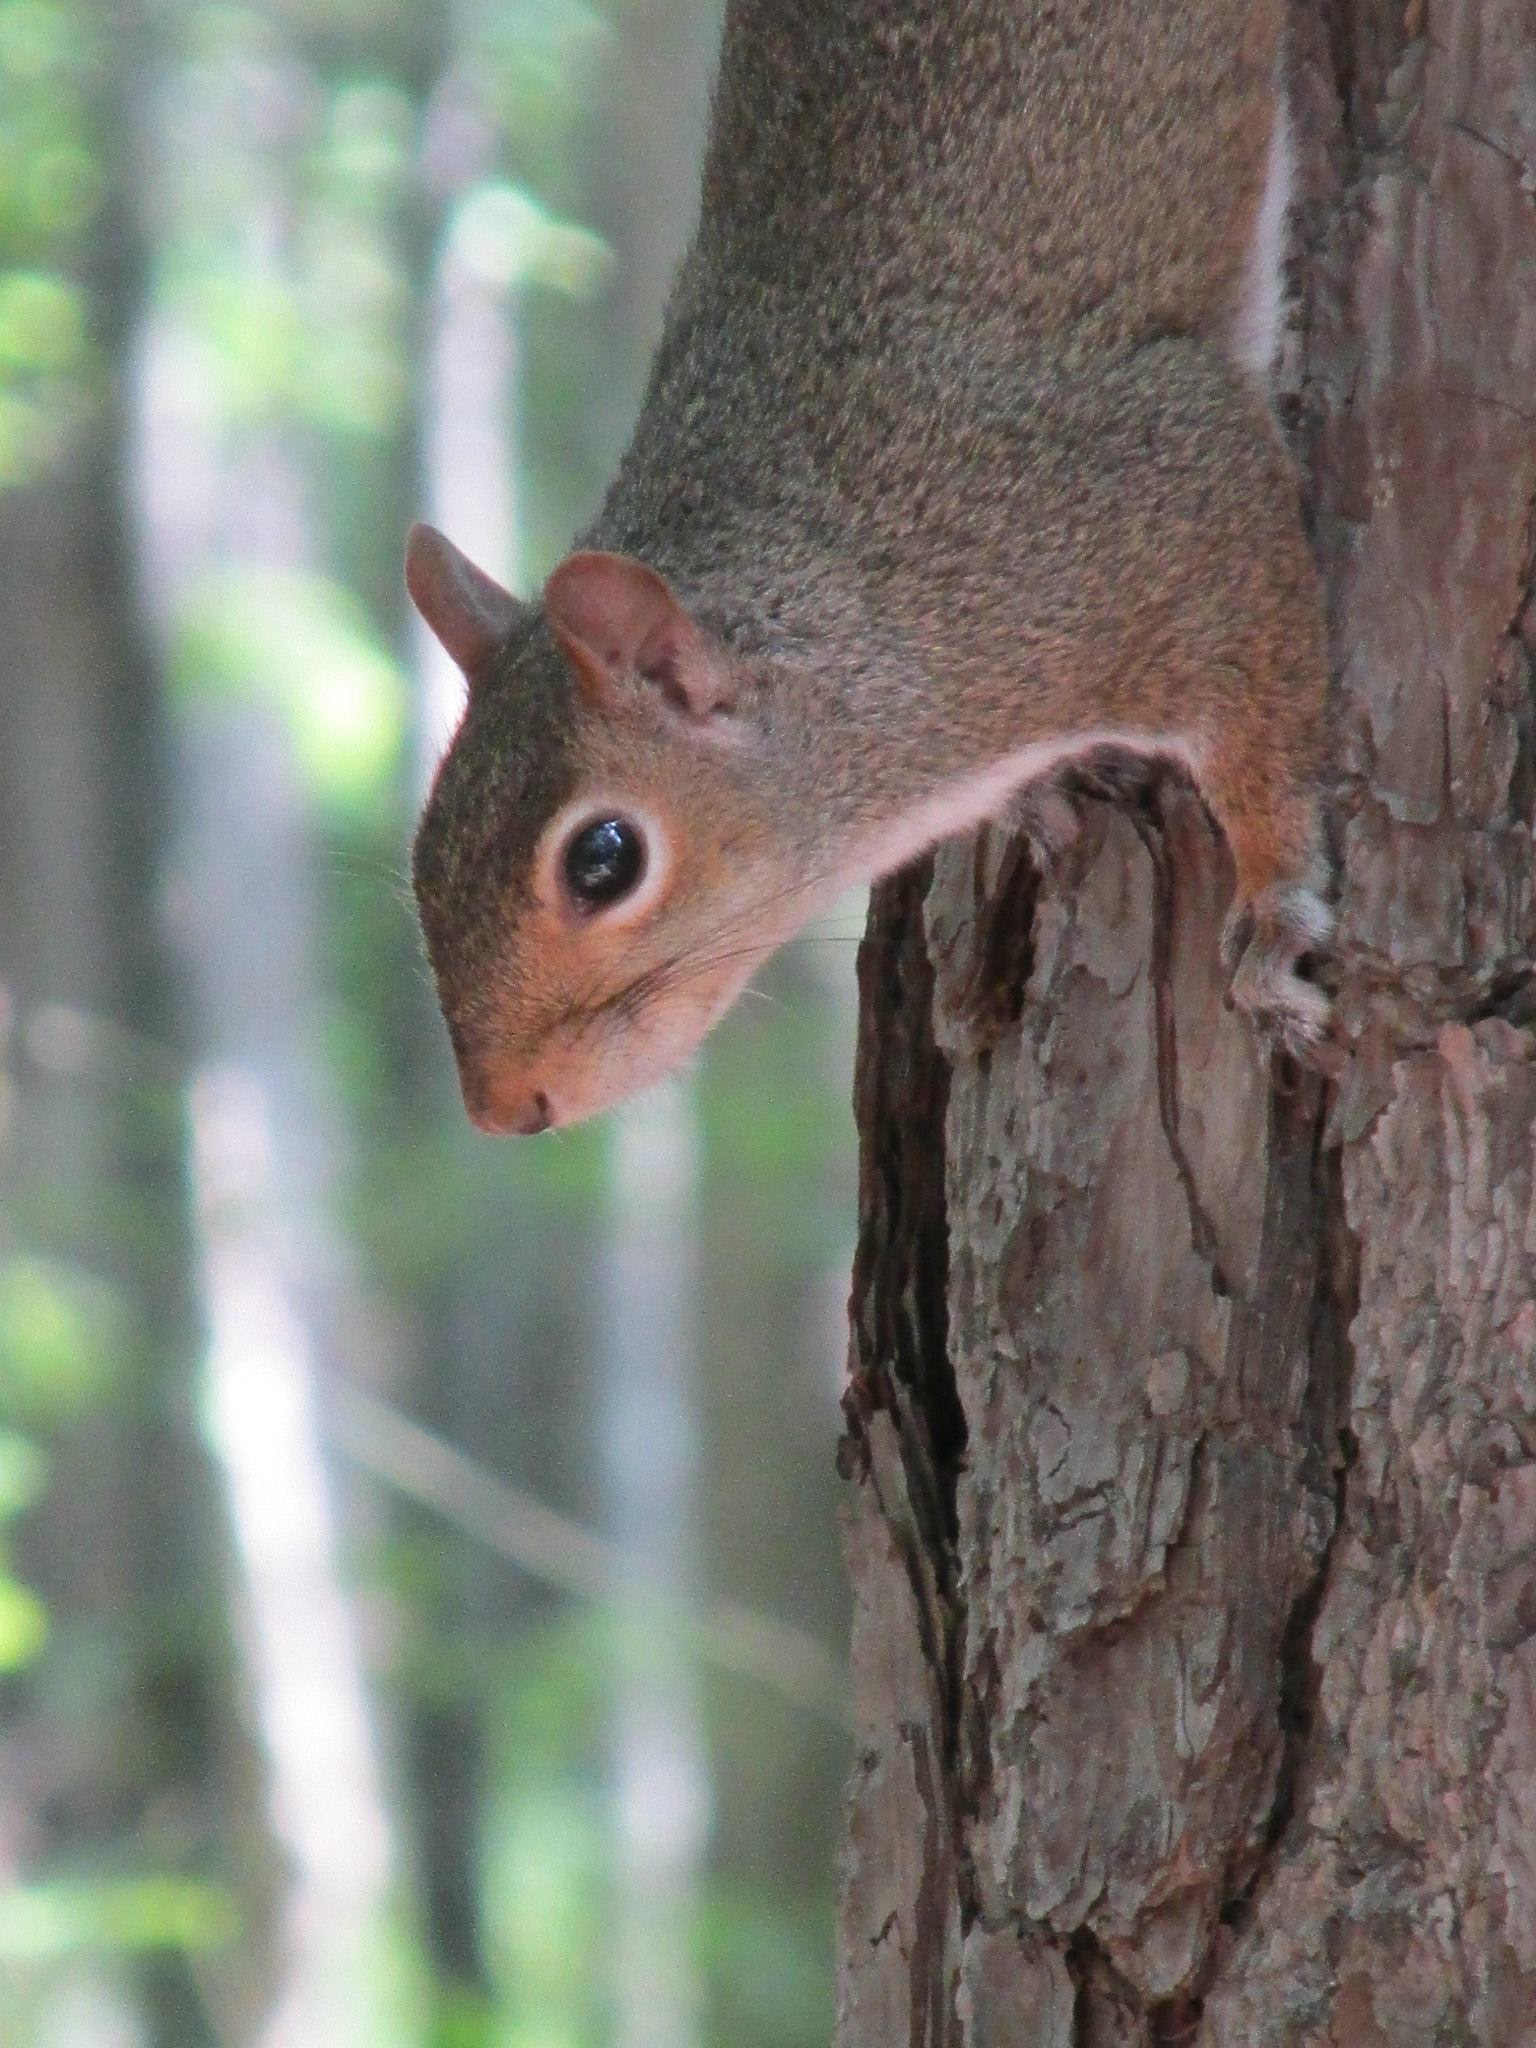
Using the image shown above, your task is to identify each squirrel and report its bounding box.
[408,0,1332,1136]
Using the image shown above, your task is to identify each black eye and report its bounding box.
[563,817,645,910]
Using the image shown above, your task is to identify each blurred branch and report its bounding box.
[327,1380,852,1728]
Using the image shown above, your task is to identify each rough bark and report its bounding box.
[836,2,1536,2042]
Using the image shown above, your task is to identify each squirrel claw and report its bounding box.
[1222,881,1336,1068]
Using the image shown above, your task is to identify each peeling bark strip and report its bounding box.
[837,2,1536,2043]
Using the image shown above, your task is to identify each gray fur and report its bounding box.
[413,0,1333,1122]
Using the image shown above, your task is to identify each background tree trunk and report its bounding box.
[835,1,1536,2041]
[0,19,266,2040]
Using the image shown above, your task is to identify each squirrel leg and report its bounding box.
[1200,757,1334,1054]
[993,751,1162,866]
[992,777,1082,861]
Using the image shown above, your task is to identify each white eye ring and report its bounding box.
[538,798,672,927]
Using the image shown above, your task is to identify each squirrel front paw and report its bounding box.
[1221,880,1335,1062]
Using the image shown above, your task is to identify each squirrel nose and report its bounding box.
[464,1080,555,1137]
[514,1091,553,1136]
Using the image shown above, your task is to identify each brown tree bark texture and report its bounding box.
[836,3,1536,2043]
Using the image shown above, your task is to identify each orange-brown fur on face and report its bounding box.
[412,605,830,1131]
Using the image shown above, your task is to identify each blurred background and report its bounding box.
[0,3,861,2043]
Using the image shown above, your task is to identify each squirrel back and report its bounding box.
[604,0,1289,579]
[696,0,1281,352]
[409,0,1330,1134]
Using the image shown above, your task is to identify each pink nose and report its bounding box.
[463,1082,554,1137]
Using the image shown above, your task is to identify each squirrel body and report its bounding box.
[410,0,1331,1134]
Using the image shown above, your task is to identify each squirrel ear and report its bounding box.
[544,550,734,721]
[406,524,523,687]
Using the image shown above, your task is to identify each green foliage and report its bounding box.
[428,1989,500,2048]
[0,268,87,371]
[483,1783,608,2048]
[0,1573,47,1670]
[0,1432,49,1670]
[697,1886,832,2047]
[0,1428,47,1520]
[481,1610,611,2048]
[0,0,103,482]
[698,959,858,1264]
[0,1255,131,1679]
[173,567,407,811]
[449,183,610,299]
[0,1256,123,1423]
[356,1118,608,1298]
[0,1,849,2042]
[473,0,613,160]
[302,81,413,432]
[0,1877,238,1959]
[162,9,413,440]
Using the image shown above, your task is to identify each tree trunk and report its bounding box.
[835,3,1536,2042]
[0,17,264,2042]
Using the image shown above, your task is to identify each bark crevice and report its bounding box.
[1138,779,1230,1297]
[839,1,1536,2036]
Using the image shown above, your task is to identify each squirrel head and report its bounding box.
[408,526,824,1133]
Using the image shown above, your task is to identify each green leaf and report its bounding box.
[451,182,610,297]
[0,1,75,82]
[0,1430,47,1520]
[0,1256,122,1421]
[0,1574,47,1670]
[0,267,86,368]
[0,1876,239,1959]
[174,568,406,810]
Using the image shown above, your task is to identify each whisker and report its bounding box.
[734,986,790,1017]
[494,847,896,1059]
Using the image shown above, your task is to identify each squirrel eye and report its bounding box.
[562,817,646,911]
